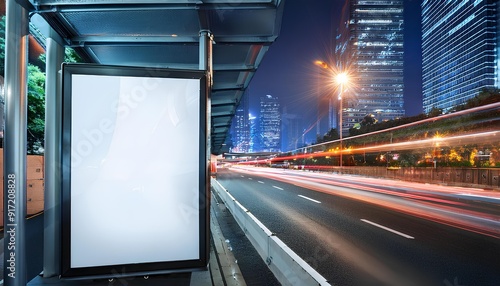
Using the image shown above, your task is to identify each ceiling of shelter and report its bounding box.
[27,0,285,154]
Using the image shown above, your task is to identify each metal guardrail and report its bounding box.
[322,166,500,190]
[211,178,330,286]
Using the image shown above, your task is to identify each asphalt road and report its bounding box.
[216,167,500,286]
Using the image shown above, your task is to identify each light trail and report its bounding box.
[269,130,499,162]
[287,102,500,154]
[230,166,500,238]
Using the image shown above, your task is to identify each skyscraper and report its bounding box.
[281,107,302,152]
[421,0,499,113]
[335,0,405,135]
[259,95,281,152]
[231,91,250,153]
[248,113,258,153]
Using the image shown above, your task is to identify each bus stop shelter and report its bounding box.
[2,0,284,284]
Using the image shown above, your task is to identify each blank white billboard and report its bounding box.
[61,64,209,278]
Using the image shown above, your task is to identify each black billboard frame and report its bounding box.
[60,63,210,279]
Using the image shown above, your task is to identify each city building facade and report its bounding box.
[421,0,500,113]
[259,94,281,152]
[335,0,405,135]
[231,91,251,153]
[248,113,258,153]
[281,107,302,152]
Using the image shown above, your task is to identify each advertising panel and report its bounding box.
[60,64,209,278]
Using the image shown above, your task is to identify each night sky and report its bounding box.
[248,0,423,141]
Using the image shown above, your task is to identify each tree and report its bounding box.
[27,64,46,154]
[38,47,82,65]
[0,16,5,76]
[323,128,339,142]
[1,10,83,152]
[360,114,377,126]
[427,106,442,118]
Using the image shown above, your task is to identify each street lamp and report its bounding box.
[336,72,348,170]
[314,60,350,170]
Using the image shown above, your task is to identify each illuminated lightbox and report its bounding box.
[61,64,209,278]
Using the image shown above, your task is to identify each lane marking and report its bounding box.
[248,178,253,180]
[361,219,414,239]
[298,195,321,204]
[240,175,245,178]
[258,181,265,184]
[273,186,284,190]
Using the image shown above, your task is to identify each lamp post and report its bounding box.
[314,60,349,171]
[336,73,348,170]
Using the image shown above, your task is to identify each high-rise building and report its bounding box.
[231,91,250,153]
[281,107,302,152]
[421,0,499,113]
[248,113,258,153]
[335,0,405,135]
[259,95,281,152]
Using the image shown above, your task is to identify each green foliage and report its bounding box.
[452,88,500,112]
[305,91,500,168]
[25,47,82,153]
[317,128,339,143]
[38,47,83,64]
[27,64,46,154]
[427,106,443,117]
[360,114,377,126]
[1,12,83,153]
[0,16,5,75]
[65,48,83,63]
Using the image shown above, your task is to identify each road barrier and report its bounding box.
[211,178,330,286]
[295,166,500,190]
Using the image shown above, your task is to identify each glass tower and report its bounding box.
[259,95,281,152]
[281,107,302,152]
[335,0,405,135]
[231,91,250,153]
[421,0,499,113]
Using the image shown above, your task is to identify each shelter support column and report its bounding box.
[3,0,29,285]
[43,35,65,278]
[199,30,213,85]
[199,30,213,159]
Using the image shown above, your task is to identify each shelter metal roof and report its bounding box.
[29,0,285,154]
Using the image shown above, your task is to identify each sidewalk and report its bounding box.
[13,192,251,286]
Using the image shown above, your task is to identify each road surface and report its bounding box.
[216,167,500,286]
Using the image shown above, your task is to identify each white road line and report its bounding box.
[298,195,321,204]
[248,178,253,180]
[361,219,414,239]
[258,181,265,184]
[273,186,284,190]
[240,175,245,177]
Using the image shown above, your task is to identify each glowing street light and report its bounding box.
[313,60,350,170]
[336,72,348,86]
[336,72,349,170]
